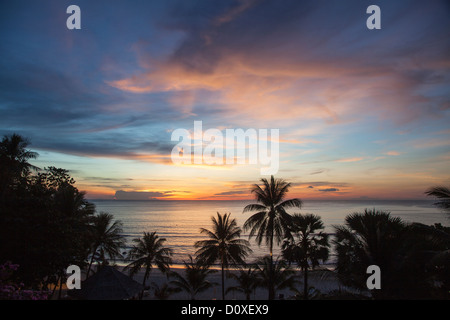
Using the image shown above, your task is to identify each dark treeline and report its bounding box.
[0,134,449,300]
[0,134,102,298]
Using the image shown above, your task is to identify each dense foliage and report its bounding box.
[333,209,450,299]
[0,134,122,297]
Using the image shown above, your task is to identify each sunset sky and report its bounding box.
[1,0,449,200]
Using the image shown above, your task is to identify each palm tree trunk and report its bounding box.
[87,245,98,277]
[269,242,273,261]
[51,276,59,299]
[221,263,225,300]
[269,285,275,300]
[141,269,149,300]
[58,271,64,300]
[269,229,275,300]
[303,266,308,300]
[268,261,274,300]
[269,223,274,263]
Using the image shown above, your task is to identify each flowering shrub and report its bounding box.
[0,262,50,300]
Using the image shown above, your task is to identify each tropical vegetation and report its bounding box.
[282,213,330,299]
[252,256,297,300]
[243,176,302,261]
[225,266,259,300]
[333,209,449,299]
[0,134,127,299]
[168,256,218,300]
[87,212,126,277]
[426,185,450,213]
[194,212,251,300]
[124,232,173,298]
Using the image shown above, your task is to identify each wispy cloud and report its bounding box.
[293,181,350,188]
[385,151,401,156]
[214,190,248,196]
[318,188,339,192]
[310,169,327,175]
[114,190,168,200]
[336,157,364,163]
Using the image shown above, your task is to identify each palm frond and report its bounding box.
[278,198,303,210]
[425,185,450,210]
[243,203,267,213]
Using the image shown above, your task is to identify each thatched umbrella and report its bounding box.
[69,266,144,300]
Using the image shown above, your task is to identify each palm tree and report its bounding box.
[124,232,173,298]
[0,133,39,172]
[253,256,297,300]
[290,286,323,300]
[334,209,450,299]
[225,267,259,300]
[425,186,450,213]
[0,134,38,197]
[195,212,252,300]
[402,222,450,298]
[282,213,330,300]
[168,256,218,300]
[150,281,181,300]
[86,212,125,277]
[333,209,407,299]
[53,182,96,219]
[243,176,302,262]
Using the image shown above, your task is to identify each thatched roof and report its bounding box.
[69,266,144,300]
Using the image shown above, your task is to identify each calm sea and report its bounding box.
[91,199,448,267]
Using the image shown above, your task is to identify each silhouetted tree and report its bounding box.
[334,209,406,299]
[426,186,450,214]
[225,266,259,300]
[282,213,330,299]
[150,281,181,300]
[243,176,302,262]
[0,133,38,199]
[168,256,218,300]
[87,212,125,277]
[0,135,96,291]
[195,212,251,300]
[333,209,450,299]
[124,232,173,299]
[253,256,297,300]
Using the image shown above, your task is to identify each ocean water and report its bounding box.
[91,199,449,266]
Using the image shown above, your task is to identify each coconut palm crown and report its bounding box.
[243,176,302,259]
